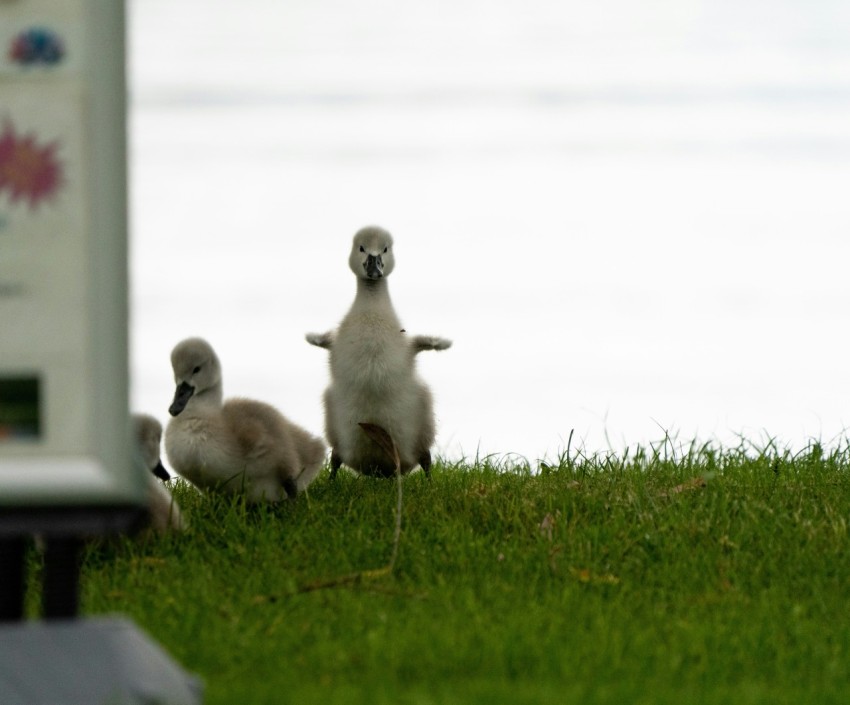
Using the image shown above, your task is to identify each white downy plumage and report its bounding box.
[307,226,451,478]
[164,338,325,502]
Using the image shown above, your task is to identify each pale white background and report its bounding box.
[129,0,850,463]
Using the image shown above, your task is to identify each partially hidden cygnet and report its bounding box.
[133,413,185,533]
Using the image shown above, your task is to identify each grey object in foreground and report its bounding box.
[0,616,203,705]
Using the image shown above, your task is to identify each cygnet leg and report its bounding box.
[329,450,342,480]
[418,450,432,481]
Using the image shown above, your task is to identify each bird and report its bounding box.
[306,225,451,479]
[133,414,185,533]
[164,338,326,502]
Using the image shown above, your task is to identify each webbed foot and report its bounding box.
[329,450,342,480]
[283,478,298,499]
[418,450,432,481]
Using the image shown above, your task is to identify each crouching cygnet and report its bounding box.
[133,414,185,533]
[306,225,451,479]
[164,337,326,502]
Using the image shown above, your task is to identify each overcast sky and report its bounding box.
[129,0,850,462]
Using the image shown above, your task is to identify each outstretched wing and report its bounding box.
[410,335,452,354]
[306,331,335,349]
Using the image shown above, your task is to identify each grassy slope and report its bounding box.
[74,441,850,704]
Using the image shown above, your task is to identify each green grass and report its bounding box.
[59,438,850,703]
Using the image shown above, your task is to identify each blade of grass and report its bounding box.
[297,422,404,592]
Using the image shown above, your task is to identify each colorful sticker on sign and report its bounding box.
[0,120,64,209]
[8,28,65,66]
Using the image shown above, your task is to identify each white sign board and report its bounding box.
[0,1,143,508]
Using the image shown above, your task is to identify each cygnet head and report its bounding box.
[168,337,222,416]
[133,413,170,481]
[349,226,395,281]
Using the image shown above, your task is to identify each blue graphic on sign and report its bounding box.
[9,28,65,66]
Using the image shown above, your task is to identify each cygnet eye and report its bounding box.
[383,247,388,253]
[359,245,365,253]
[192,366,201,375]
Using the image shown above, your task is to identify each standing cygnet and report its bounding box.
[306,225,452,478]
[133,414,185,533]
[164,338,326,502]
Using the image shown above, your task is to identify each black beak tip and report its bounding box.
[169,382,195,417]
[152,461,171,481]
[364,254,384,279]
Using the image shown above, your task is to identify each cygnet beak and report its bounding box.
[365,253,383,280]
[152,460,171,481]
[169,381,195,417]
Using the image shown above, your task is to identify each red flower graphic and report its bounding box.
[0,120,63,209]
